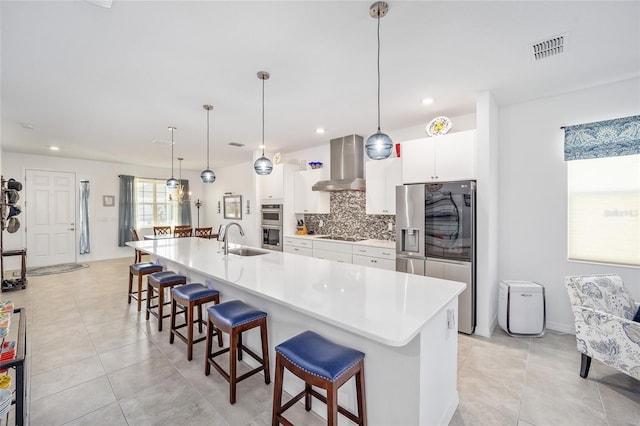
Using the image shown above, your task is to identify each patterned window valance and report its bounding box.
[564,115,640,161]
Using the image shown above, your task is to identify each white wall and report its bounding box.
[498,77,640,332]
[1,152,203,267]
[202,160,259,248]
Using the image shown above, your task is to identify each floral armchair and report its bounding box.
[565,274,640,380]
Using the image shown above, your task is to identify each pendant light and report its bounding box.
[254,71,273,175]
[200,104,216,183]
[364,1,393,160]
[166,126,179,188]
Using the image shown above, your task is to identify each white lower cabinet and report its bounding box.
[352,255,395,270]
[313,249,352,263]
[284,237,396,269]
[352,244,396,271]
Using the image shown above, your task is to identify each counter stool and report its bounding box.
[272,330,367,426]
[128,262,163,312]
[170,283,220,361]
[146,271,187,331]
[205,300,270,404]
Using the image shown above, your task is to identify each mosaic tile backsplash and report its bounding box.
[303,191,395,241]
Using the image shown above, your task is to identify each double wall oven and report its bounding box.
[261,204,283,251]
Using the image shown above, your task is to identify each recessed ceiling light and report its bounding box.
[49,146,60,151]
[316,128,325,134]
[421,97,435,105]
[19,122,34,130]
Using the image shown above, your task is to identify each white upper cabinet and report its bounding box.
[401,129,476,184]
[294,168,330,214]
[366,157,401,215]
[257,163,298,202]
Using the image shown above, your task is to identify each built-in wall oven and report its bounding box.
[261,204,283,251]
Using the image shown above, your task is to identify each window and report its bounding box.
[134,178,177,227]
[568,154,640,267]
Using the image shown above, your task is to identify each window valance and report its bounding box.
[564,115,640,161]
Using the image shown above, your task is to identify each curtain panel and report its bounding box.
[79,180,91,254]
[118,175,135,247]
[178,179,192,226]
[564,115,640,161]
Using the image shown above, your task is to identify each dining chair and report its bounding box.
[195,227,213,239]
[130,228,148,263]
[174,225,192,232]
[174,227,193,238]
[153,226,171,236]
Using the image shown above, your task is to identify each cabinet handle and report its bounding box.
[294,248,299,251]
[358,249,366,253]
[371,259,377,263]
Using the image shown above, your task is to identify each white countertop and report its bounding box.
[128,237,464,347]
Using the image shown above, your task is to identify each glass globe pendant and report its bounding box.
[365,130,393,160]
[166,126,179,188]
[365,1,393,160]
[200,104,216,183]
[254,71,273,175]
[254,155,273,175]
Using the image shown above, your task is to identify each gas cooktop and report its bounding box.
[318,236,367,242]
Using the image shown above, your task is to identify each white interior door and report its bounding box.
[26,169,77,267]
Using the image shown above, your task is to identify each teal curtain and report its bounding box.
[118,175,135,246]
[564,115,640,161]
[178,179,192,226]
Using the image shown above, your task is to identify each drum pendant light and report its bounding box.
[200,104,216,183]
[166,126,179,188]
[365,1,393,160]
[254,71,273,176]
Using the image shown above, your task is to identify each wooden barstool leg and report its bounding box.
[305,383,312,411]
[356,368,367,426]
[145,281,152,320]
[238,332,243,361]
[157,285,165,331]
[197,303,203,334]
[205,318,213,376]
[272,355,285,426]
[229,329,238,404]
[261,321,270,384]
[187,301,194,361]
[128,272,133,304]
[137,273,144,312]
[327,383,338,426]
[169,298,176,344]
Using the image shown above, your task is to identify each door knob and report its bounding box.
[68,228,75,231]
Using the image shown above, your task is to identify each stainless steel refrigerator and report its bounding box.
[396,181,476,334]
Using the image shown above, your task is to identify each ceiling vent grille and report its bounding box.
[228,142,245,147]
[531,33,567,61]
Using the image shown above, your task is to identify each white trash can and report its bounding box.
[498,280,545,337]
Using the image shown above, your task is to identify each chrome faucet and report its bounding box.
[223,222,245,255]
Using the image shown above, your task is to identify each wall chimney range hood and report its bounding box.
[312,135,366,192]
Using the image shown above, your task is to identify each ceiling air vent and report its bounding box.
[228,142,245,147]
[530,33,567,61]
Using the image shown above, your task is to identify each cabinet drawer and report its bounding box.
[284,246,313,257]
[312,249,352,263]
[312,240,352,254]
[352,255,396,271]
[283,237,313,248]
[352,245,395,259]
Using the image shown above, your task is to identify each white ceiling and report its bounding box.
[2,1,639,171]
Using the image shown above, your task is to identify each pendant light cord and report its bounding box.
[206,109,210,168]
[171,127,175,178]
[376,10,381,132]
[262,77,266,157]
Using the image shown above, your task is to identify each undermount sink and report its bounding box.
[228,248,268,257]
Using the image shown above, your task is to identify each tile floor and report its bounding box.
[3,257,639,425]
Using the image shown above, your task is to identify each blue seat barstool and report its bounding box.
[272,330,367,426]
[170,283,220,360]
[146,271,187,331]
[128,262,163,312]
[205,300,270,404]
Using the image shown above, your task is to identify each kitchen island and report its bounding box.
[127,237,465,425]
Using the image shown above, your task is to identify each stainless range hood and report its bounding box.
[312,135,365,191]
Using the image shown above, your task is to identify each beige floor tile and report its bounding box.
[63,401,128,426]
[98,338,163,374]
[153,398,229,426]
[597,380,640,425]
[31,355,105,401]
[31,333,98,375]
[107,355,182,400]
[118,376,208,424]
[30,376,116,426]
[89,323,148,353]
